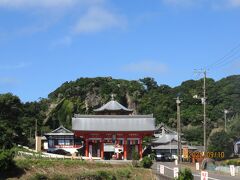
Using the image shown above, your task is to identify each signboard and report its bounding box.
[173,167,179,178]
[183,147,189,159]
[230,165,235,176]
[201,171,208,180]
[160,165,164,175]
[104,143,115,152]
[196,162,200,171]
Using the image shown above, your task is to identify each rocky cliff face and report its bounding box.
[126,92,137,114]
[84,92,102,112]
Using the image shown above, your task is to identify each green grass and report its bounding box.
[16,158,114,169]
[220,158,240,166]
[13,158,152,180]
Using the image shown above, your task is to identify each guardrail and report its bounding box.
[17,151,101,160]
[154,163,222,180]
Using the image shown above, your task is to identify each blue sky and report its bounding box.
[0,0,240,102]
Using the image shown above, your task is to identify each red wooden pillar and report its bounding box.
[139,138,143,159]
[124,138,127,160]
[100,139,104,159]
[85,139,89,157]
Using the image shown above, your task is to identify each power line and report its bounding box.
[212,54,240,69]
[206,43,240,70]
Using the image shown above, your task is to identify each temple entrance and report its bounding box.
[127,145,137,160]
[104,152,114,160]
[103,143,115,160]
[89,142,101,157]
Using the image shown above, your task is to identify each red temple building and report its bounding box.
[72,96,155,160]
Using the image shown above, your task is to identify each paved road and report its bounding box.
[153,161,240,180]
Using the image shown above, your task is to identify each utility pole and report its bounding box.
[176,96,182,163]
[194,69,207,153]
[203,70,207,153]
[224,109,229,132]
[35,119,38,137]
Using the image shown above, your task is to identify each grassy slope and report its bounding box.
[4,157,154,180]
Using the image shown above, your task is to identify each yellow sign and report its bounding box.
[183,147,189,159]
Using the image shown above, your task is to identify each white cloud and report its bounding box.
[163,0,240,9]
[123,61,168,74]
[0,77,19,85]
[227,0,240,7]
[0,0,103,9]
[0,0,76,9]
[0,62,30,70]
[73,7,126,34]
[162,0,197,7]
[0,0,126,45]
[50,36,72,47]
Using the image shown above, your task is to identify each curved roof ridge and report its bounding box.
[94,100,133,112]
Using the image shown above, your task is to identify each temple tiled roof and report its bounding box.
[152,144,197,150]
[44,125,74,136]
[94,100,133,112]
[72,115,155,132]
[152,133,178,144]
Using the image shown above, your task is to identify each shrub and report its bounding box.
[140,156,153,168]
[132,149,140,167]
[76,170,117,180]
[0,149,15,172]
[96,170,116,180]
[177,168,193,180]
[52,174,69,180]
[132,149,140,160]
[30,173,48,180]
[116,168,131,178]
[208,130,232,159]
[221,159,240,166]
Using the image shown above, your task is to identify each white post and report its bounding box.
[160,165,164,175]
[230,165,235,176]
[196,162,200,171]
[173,167,179,178]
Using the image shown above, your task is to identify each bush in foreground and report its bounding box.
[132,149,140,167]
[140,156,153,168]
[221,159,240,166]
[0,149,15,172]
[177,168,193,180]
[29,173,48,180]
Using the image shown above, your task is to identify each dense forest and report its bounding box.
[1,75,240,149]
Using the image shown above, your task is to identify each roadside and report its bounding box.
[152,161,240,180]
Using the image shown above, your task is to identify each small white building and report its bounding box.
[44,125,83,154]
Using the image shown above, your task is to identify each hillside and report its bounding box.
[0,75,240,147]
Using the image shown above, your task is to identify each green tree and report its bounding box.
[0,149,15,173]
[177,168,193,180]
[0,93,27,147]
[139,77,158,91]
[208,130,232,159]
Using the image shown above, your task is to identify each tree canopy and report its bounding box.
[0,75,240,147]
